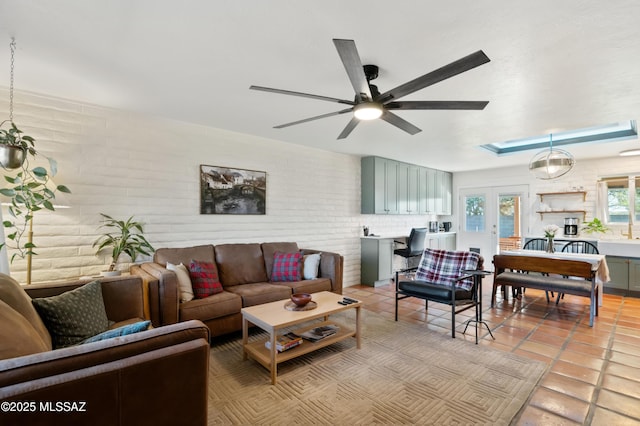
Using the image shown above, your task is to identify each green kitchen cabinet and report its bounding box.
[604,255,640,296]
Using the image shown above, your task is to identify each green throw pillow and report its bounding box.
[32,280,111,348]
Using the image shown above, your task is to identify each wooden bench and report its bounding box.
[492,254,598,326]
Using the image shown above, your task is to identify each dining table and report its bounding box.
[499,249,610,306]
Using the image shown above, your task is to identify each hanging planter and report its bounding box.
[0,38,35,169]
[0,143,26,169]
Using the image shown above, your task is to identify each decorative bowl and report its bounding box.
[290,293,312,307]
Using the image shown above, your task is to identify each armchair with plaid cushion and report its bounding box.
[395,248,489,342]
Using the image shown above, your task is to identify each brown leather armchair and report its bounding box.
[0,274,210,426]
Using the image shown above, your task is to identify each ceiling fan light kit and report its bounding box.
[250,39,490,139]
[353,102,383,120]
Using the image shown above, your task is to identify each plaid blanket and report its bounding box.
[415,248,481,290]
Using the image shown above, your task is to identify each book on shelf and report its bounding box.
[265,332,303,352]
[297,324,340,342]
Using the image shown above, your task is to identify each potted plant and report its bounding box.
[0,137,70,263]
[581,218,610,235]
[0,120,35,169]
[93,213,155,275]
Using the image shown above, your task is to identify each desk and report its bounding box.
[501,249,609,305]
[361,235,406,286]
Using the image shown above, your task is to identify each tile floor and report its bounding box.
[343,279,640,425]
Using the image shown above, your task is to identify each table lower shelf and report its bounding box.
[244,320,355,367]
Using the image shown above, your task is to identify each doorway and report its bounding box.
[458,185,529,259]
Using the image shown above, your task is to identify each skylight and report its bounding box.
[480,120,637,155]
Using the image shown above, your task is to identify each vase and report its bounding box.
[546,237,555,253]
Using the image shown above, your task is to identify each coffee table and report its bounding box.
[241,291,361,384]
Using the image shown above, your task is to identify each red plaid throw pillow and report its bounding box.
[188,259,223,299]
[271,251,302,282]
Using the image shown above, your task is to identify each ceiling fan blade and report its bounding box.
[250,85,355,105]
[273,108,353,129]
[380,112,422,135]
[385,100,489,110]
[337,117,360,139]
[377,50,491,104]
[333,39,372,102]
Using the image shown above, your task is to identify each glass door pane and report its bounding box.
[465,195,485,232]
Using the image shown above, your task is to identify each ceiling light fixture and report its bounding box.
[529,134,575,180]
[353,102,383,120]
[619,149,640,157]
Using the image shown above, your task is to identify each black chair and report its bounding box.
[520,238,554,302]
[557,241,599,304]
[394,228,428,269]
[561,241,599,254]
[394,250,494,344]
[523,238,549,251]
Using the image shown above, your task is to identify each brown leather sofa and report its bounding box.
[131,242,344,337]
[0,273,210,426]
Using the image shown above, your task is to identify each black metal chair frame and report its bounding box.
[394,267,494,344]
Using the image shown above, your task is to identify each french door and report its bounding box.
[458,185,529,260]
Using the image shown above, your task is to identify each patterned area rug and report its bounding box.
[208,311,546,425]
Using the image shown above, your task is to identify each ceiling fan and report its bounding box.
[250,39,490,139]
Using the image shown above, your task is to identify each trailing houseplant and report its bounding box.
[0,138,70,263]
[93,213,155,274]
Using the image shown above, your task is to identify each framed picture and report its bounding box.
[200,165,266,214]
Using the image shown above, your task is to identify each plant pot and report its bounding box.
[100,270,121,277]
[0,145,26,169]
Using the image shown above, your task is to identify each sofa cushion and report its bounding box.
[81,320,151,344]
[32,280,111,348]
[303,253,322,279]
[179,291,242,322]
[166,262,194,303]
[155,245,215,266]
[272,278,332,295]
[262,242,299,280]
[0,299,50,360]
[214,243,268,286]
[225,283,292,307]
[189,260,223,298]
[271,251,302,282]
[0,274,52,349]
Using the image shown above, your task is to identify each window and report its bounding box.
[465,195,485,232]
[602,176,640,223]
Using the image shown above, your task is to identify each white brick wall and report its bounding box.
[0,88,435,285]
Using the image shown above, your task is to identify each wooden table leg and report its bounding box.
[242,316,249,361]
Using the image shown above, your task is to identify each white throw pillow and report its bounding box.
[167,262,194,303]
[303,253,321,280]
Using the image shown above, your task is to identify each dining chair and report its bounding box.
[561,240,599,254]
[557,241,599,304]
[520,238,554,302]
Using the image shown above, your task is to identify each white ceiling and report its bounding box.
[1,0,639,172]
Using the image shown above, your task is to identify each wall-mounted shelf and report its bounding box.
[536,210,586,219]
[537,191,587,202]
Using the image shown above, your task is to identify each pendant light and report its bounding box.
[528,133,575,180]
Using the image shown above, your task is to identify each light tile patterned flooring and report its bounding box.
[343,279,640,425]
